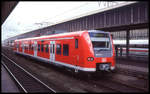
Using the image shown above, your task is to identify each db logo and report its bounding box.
[102,58,107,62]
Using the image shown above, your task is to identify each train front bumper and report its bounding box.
[96,63,115,71]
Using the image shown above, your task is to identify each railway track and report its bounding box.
[3,46,148,80]
[1,53,56,93]
[114,67,148,80]
[73,72,148,93]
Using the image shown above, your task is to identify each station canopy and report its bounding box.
[2,1,136,41]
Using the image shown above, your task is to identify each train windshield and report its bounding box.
[92,41,110,48]
[89,31,111,52]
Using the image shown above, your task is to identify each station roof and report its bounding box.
[53,2,137,26]
[2,1,137,41]
[1,1,18,25]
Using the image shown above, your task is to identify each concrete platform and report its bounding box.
[1,64,20,93]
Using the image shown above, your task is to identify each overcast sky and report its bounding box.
[2,1,132,41]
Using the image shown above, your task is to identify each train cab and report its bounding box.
[78,30,115,72]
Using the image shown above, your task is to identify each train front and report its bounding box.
[85,30,115,72]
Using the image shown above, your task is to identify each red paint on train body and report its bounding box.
[13,30,115,72]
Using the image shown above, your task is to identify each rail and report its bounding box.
[1,53,56,93]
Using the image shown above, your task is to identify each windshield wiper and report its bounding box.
[97,49,106,52]
[96,48,110,52]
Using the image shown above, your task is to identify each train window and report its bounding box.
[92,41,110,48]
[15,44,17,48]
[34,44,37,50]
[45,44,49,53]
[41,44,44,52]
[29,44,31,50]
[75,39,78,48]
[53,44,55,54]
[22,44,23,49]
[38,44,40,51]
[27,44,29,50]
[25,44,27,50]
[29,44,30,50]
[31,44,33,50]
[16,43,19,48]
[56,44,61,55]
[63,44,69,56]
[50,44,53,53]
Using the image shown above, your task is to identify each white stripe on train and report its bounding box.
[15,51,96,72]
[14,51,115,72]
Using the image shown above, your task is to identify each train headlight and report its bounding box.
[87,57,94,61]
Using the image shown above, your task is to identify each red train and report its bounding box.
[13,30,115,72]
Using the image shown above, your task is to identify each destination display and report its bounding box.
[89,32,109,38]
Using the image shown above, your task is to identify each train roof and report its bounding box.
[15,30,109,42]
[15,30,86,42]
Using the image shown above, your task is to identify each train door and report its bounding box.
[75,38,79,68]
[34,41,37,57]
[50,41,55,62]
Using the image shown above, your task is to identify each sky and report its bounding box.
[2,1,133,41]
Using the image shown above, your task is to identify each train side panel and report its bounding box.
[13,30,116,72]
[55,38,74,65]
